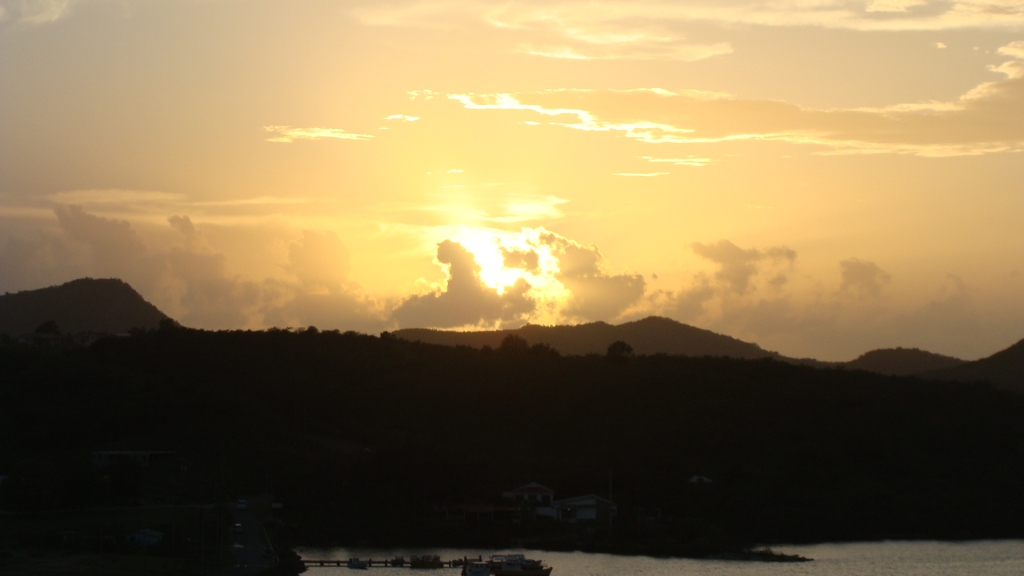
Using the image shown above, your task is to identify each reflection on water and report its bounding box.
[299,540,1024,575]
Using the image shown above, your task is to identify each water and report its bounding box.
[298,540,1024,575]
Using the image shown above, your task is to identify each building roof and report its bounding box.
[505,482,555,495]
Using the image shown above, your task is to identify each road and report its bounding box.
[228,494,278,574]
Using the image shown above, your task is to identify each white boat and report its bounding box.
[489,554,552,576]
[462,561,492,576]
[347,558,368,569]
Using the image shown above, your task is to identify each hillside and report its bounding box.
[3,327,1024,551]
[394,316,776,359]
[923,338,1024,393]
[0,278,169,336]
[844,347,965,376]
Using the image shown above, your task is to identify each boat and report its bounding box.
[391,556,407,567]
[489,554,552,576]
[347,558,368,569]
[410,555,444,569]
[462,561,492,576]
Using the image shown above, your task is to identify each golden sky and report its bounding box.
[2,0,1023,360]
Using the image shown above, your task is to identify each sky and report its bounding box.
[1,0,1023,361]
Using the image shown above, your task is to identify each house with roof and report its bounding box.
[502,482,557,518]
[552,494,617,522]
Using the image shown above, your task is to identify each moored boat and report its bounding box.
[462,560,492,576]
[489,554,552,576]
[347,558,368,569]
[391,556,407,567]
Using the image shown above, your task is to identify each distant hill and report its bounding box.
[0,278,169,336]
[394,316,777,359]
[844,347,965,376]
[923,339,1024,393]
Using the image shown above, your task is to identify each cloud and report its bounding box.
[355,0,1024,38]
[539,232,646,321]
[839,258,891,298]
[284,230,352,290]
[449,54,1024,157]
[408,193,567,224]
[261,230,387,331]
[391,240,535,328]
[999,40,1024,60]
[639,155,712,167]
[54,205,164,292]
[0,229,88,294]
[164,248,260,329]
[263,126,373,143]
[691,240,795,294]
[502,247,540,272]
[0,0,75,24]
[865,0,928,13]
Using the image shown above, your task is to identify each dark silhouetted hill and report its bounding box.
[844,347,965,376]
[394,316,777,359]
[4,327,1024,548]
[0,278,169,335]
[923,339,1024,393]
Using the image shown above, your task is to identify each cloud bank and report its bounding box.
[448,43,1024,158]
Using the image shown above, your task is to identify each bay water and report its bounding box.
[298,540,1024,575]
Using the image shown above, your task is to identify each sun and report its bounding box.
[449,227,573,325]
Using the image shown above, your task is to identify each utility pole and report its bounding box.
[608,469,614,536]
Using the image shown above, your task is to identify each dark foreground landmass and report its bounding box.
[2,326,1024,570]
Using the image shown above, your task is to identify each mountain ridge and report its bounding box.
[0,278,170,336]
[394,316,778,360]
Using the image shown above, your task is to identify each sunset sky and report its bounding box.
[2,0,1023,360]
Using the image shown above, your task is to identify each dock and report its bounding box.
[302,556,480,568]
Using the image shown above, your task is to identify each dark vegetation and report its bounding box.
[845,347,965,376]
[3,325,1024,560]
[923,339,1024,394]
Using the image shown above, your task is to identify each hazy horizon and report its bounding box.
[2,0,1023,361]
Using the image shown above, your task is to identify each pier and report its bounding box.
[302,556,480,568]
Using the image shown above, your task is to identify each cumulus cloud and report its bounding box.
[502,247,540,273]
[839,258,891,298]
[391,240,535,328]
[164,247,260,329]
[152,215,264,328]
[54,205,164,293]
[262,230,388,332]
[539,232,646,321]
[0,229,88,294]
[285,230,352,290]
[691,240,795,294]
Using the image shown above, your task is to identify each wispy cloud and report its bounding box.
[1,0,76,24]
[639,155,712,167]
[386,114,420,121]
[263,126,373,143]
[355,0,1024,37]
[449,45,1024,158]
[613,172,671,177]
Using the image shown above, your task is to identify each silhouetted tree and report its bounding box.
[606,340,634,362]
[34,320,59,334]
[499,334,530,353]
